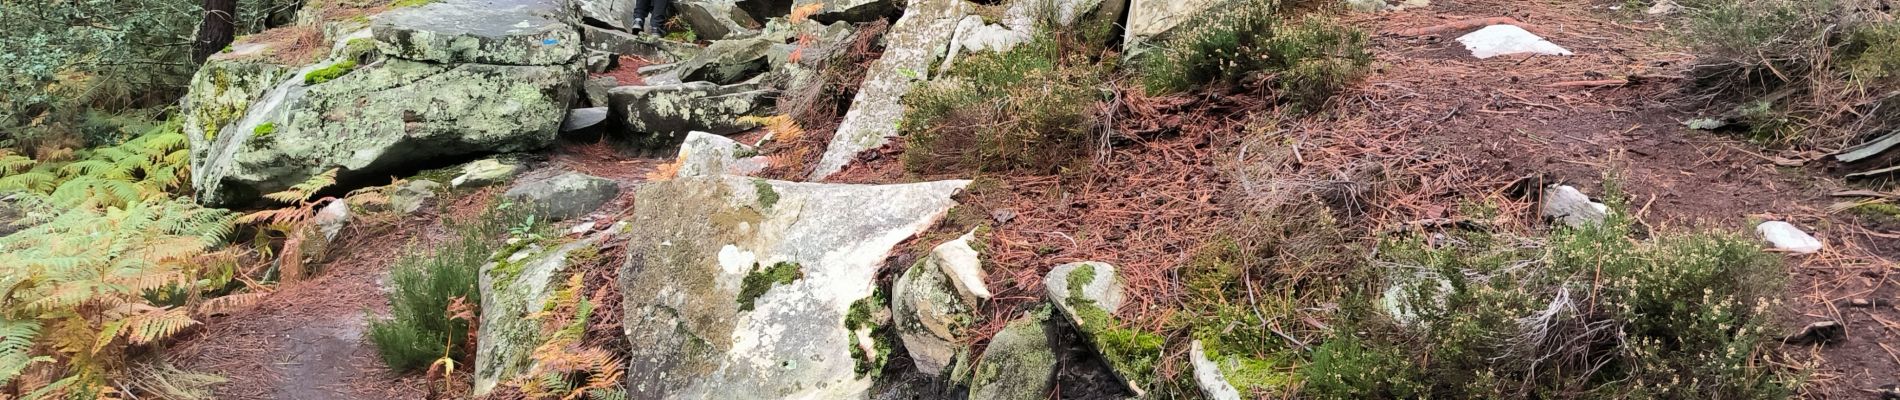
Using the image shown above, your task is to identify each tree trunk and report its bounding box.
[192,0,238,64]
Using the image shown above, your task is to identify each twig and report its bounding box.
[1546,79,1629,88]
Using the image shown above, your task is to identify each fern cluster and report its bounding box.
[514,274,624,399]
[0,194,237,398]
[0,118,191,209]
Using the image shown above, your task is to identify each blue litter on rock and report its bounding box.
[542,38,558,45]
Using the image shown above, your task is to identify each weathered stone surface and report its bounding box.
[1123,0,1227,53]
[939,12,1031,73]
[563,107,611,132]
[969,308,1056,400]
[675,132,768,178]
[1042,261,1149,396]
[1542,185,1608,228]
[1190,340,1243,400]
[810,0,967,179]
[1381,271,1452,328]
[578,0,638,30]
[388,179,442,214]
[475,225,623,395]
[1055,0,1125,26]
[314,199,351,243]
[583,75,619,107]
[793,0,898,23]
[892,233,986,375]
[676,38,775,85]
[371,0,581,66]
[187,56,579,205]
[502,172,621,221]
[679,0,763,40]
[620,177,969,399]
[581,25,702,63]
[608,81,770,147]
[453,158,526,188]
[1457,25,1572,59]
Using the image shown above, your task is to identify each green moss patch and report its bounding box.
[304,60,359,85]
[251,122,277,138]
[736,261,802,312]
[751,179,779,210]
[844,292,891,377]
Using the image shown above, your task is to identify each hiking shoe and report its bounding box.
[630,17,645,33]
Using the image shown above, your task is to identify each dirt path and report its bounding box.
[166,141,661,399]
[1333,0,1899,396]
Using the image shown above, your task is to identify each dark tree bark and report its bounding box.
[191,0,237,64]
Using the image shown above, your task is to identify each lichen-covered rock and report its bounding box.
[388,179,442,214]
[675,132,768,178]
[581,25,702,63]
[503,172,621,221]
[474,226,623,395]
[188,57,579,204]
[676,38,775,85]
[793,0,898,23]
[371,0,581,66]
[1043,261,1152,396]
[810,0,967,179]
[1123,0,1228,53]
[607,81,770,148]
[969,308,1057,400]
[679,0,763,40]
[891,232,987,375]
[452,158,525,188]
[620,177,970,399]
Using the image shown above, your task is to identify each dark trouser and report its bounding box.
[631,0,673,31]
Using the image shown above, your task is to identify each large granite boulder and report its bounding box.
[607,81,770,148]
[578,0,638,31]
[676,38,776,85]
[679,0,763,40]
[372,0,582,65]
[474,225,624,395]
[185,0,584,205]
[620,177,970,399]
[809,0,967,179]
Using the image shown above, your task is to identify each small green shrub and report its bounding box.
[303,60,358,85]
[368,203,537,372]
[1140,0,1370,109]
[1303,197,1795,398]
[1679,0,1899,148]
[901,34,1106,175]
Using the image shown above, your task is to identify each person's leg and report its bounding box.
[630,0,650,33]
[645,0,672,36]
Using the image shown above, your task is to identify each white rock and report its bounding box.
[934,230,991,300]
[313,199,351,242]
[675,131,769,178]
[1542,185,1609,228]
[1757,221,1823,254]
[1190,340,1243,400]
[1456,25,1573,59]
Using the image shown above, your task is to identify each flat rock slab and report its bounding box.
[620,177,969,399]
[679,0,763,40]
[503,171,622,220]
[608,81,770,148]
[1456,25,1572,59]
[809,0,967,179]
[373,0,581,65]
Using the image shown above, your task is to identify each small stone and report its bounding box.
[568,221,598,236]
[388,180,442,214]
[452,159,524,188]
[1190,340,1243,400]
[502,172,621,221]
[1757,221,1823,254]
[968,309,1056,400]
[990,208,1017,224]
[1645,0,1679,15]
[313,199,352,242]
[1542,185,1608,228]
[1456,25,1573,59]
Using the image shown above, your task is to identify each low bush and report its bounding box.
[900,34,1109,175]
[1140,0,1371,109]
[368,202,539,372]
[1679,0,1899,147]
[1304,199,1795,398]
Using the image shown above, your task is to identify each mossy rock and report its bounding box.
[969,307,1057,399]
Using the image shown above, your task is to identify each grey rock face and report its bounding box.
[810,0,967,179]
[581,25,702,63]
[372,0,582,66]
[1042,261,1148,396]
[968,308,1057,400]
[563,107,611,132]
[608,81,770,148]
[1541,185,1608,228]
[1123,0,1227,54]
[619,177,969,399]
[388,179,442,214]
[474,226,623,395]
[583,75,619,107]
[578,0,638,30]
[676,38,775,85]
[502,172,621,221]
[679,0,763,40]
